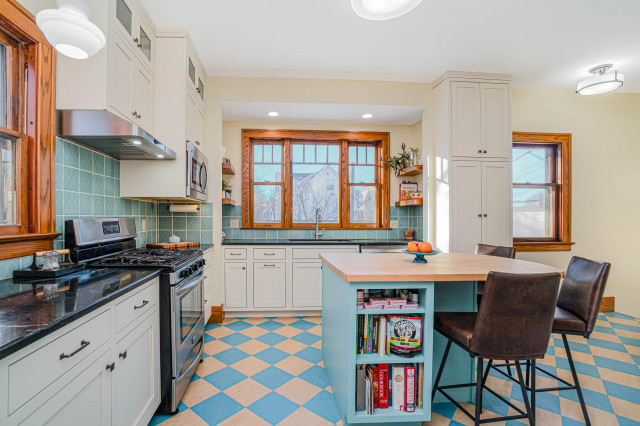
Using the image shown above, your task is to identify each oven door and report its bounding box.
[172,270,205,377]
[187,142,208,201]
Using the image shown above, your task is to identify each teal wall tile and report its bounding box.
[92,152,104,174]
[55,164,64,190]
[56,190,64,215]
[115,179,120,197]
[105,157,115,177]
[92,174,104,195]
[79,170,92,193]
[105,177,115,196]
[173,217,186,229]
[79,147,92,171]
[187,230,200,242]
[65,192,79,215]
[63,141,79,168]
[55,138,64,164]
[105,198,116,216]
[159,216,172,230]
[187,217,200,230]
[79,193,92,215]
[93,195,105,215]
[64,166,79,191]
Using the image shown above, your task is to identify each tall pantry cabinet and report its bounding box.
[432,72,513,253]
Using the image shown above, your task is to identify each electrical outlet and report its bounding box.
[141,218,147,231]
[390,220,399,228]
[230,219,240,228]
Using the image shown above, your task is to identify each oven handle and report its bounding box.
[175,271,204,296]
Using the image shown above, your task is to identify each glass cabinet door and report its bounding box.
[188,58,196,85]
[197,78,204,100]
[138,25,151,61]
[115,0,133,35]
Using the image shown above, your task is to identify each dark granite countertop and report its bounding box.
[222,239,409,246]
[200,244,214,252]
[0,268,161,360]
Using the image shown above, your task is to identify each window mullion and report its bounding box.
[283,139,291,228]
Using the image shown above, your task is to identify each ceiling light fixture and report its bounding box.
[362,113,373,119]
[36,0,106,60]
[352,0,423,21]
[267,111,279,117]
[576,64,624,96]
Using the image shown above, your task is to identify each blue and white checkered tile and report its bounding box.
[149,313,640,425]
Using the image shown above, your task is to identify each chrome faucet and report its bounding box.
[315,208,324,240]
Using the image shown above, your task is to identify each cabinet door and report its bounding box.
[134,17,154,67]
[195,106,205,147]
[113,0,135,38]
[451,81,482,158]
[112,311,160,426]
[481,83,510,158]
[452,161,482,253]
[20,350,112,425]
[292,262,323,308]
[185,89,197,143]
[132,63,153,130]
[253,263,286,308]
[109,33,134,121]
[482,162,512,247]
[224,263,247,308]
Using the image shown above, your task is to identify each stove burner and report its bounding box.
[90,248,201,269]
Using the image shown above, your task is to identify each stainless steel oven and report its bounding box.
[187,141,208,201]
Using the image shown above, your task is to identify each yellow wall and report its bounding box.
[512,88,640,318]
[221,120,423,203]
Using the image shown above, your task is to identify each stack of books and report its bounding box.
[357,314,423,357]
[356,364,424,414]
[359,289,420,310]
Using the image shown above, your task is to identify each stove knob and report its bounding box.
[199,260,205,268]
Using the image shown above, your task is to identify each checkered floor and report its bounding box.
[149,312,640,425]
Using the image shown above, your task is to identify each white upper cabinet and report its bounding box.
[451,82,482,158]
[480,83,511,158]
[112,0,156,71]
[132,63,153,130]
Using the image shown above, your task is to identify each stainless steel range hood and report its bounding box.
[56,110,176,160]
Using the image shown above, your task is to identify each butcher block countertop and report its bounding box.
[319,252,564,282]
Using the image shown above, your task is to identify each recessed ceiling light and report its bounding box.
[352,0,423,21]
[362,113,373,119]
[267,111,279,117]
[156,154,164,158]
[576,64,624,95]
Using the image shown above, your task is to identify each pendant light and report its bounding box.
[576,64,624,96]
[36,0,106,60]
[352,0,423,21]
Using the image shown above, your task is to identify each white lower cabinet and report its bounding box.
[292,262,323,308]
[253,262,286,308]
[224,262,247,308]
[112,311,160,426]
[0,278,160,426]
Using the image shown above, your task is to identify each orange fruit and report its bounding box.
[418,242,433,253]
[408,244,419,252]
[408,241,419,246]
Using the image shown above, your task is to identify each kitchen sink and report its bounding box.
[286,238,353,243]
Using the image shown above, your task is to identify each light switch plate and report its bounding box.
[230,219,240,228]
[141,218,147,231]
[390,220,399,228]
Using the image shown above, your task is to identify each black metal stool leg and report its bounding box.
[432,340,452,402]
[515,362,535,426]
[531,359,536,422]
[525,360,531,387]
[475,357,483,426]
[481,359,493,414]
[562,334,591,426]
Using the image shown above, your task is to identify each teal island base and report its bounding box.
[321,266,476,425]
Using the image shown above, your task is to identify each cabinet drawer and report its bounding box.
[115,280,158,334]
[291,247,358,259]
[253,248,286,260]
[7,310,111,415]
[224,248,247,260]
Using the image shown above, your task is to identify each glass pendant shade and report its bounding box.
[576,65,624,96]
[36,0,106,60]
[352,0,423,20]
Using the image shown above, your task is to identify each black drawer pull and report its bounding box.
[264,252,276,256]
[119,351,127,360]
[264,264,276,267]
[134,300,149,310]
[106,362,115,372]
[60,340,90,360]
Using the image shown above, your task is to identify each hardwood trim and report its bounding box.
[221,162,236,175]
[222,199,236,206]
[513,132,572,252]
[599,297,614,313]
[209,304,225,324]
[396,165,423,177]
[0,233,60,260]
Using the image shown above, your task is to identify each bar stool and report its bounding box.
[432,271,561,425]
[490,256,610,426]
[475,244,517,298]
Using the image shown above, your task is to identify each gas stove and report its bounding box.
[90,248,202,270]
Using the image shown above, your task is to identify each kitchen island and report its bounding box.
[319,252,562,425]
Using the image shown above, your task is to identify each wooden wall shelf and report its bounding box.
[396,199,423,207]
[397,165,423,176]
[222,199,236,206]
[222,163,236,175]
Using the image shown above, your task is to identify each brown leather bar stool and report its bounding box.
[475,243,517,298]
[491,256,610,426]
[432,271,561,425]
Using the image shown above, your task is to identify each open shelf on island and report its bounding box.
[396,165,423,176]
[222,162,236,175]
[356,353,424,364]
[395,199,423,207]
[222,199,236,205]
[353,407,427,421]
[358,306,426,315]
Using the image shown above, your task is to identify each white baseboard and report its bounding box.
[225,310,322,318]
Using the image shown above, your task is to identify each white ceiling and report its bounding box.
[141,0,640,92]
[222,102,424,125]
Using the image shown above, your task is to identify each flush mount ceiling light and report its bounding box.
[267,111,279,117]
[352,0,423,21]
[362,113,373,118]
[576,64,624,95]
[36,0,106,60]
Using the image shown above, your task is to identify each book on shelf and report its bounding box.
[356,365,366,412]
[356,362,423,414]
[405,365,416,412]
[378,364,389,409]
[392,364,405,410]
[417,363,423,409]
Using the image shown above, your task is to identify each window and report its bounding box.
[512,132,572,251]
[242,129,390,229]
[0,3,58,260]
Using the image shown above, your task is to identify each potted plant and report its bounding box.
[222,180,232,199]
[385,143,412,175]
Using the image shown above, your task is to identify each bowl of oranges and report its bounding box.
[402,241,439,263]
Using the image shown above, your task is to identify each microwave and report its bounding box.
[187,142,208,201]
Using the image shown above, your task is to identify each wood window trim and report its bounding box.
[0,0,59,261]
[512,132,573,252]
[241,129,390,229]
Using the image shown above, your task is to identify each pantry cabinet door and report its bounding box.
[451,82,482,158]
[253,263,286,308]
[451,161,482,253]
[224,263,247,308]
[292,262,323,308]
[482,162,512,247]
[480,83,511,159]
